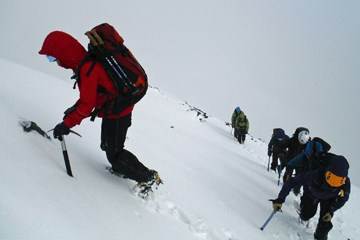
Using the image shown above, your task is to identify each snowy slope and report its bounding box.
[0,58,359,240]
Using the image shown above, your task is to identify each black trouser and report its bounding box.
[234,129,246,144]
[300,193,333,239]
[101,114,152,183]
[283,167,302,195]
[233,128,239,139]
[271,152,286,170]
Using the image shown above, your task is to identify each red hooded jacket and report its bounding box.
[39,31,134,128]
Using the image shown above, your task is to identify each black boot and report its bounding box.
[136,170,163,197]
[314,233,327,240]
[314,224,329,240]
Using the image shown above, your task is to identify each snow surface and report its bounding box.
[0,58,359,240]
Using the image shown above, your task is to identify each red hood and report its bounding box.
[39,31,86,70]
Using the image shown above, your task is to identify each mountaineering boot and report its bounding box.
[314,235,327,240]
[314,224,328,240]
[136,170,163,197]
[106,166,128,179]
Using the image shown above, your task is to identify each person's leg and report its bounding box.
[278,153,286,170]
[101,115,131,167]
[314,201,333,240]
[101,115,157,183]
[115,149,155,183]
[234,128,239,138]
[292,168,302,195]
[236,131,242,143]
[271,153,278,171]
[299,192,318,221]
[241,134,246,143]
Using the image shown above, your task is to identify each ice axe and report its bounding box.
[19,120,51,140]
[59,136,73,177]
[260,210,277,231]
[277,165,282,186]
[47,129,82,178]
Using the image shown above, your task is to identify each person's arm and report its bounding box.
[63,63,98,128]
[246,118,249,133]
[271,171,312,211]
[268,138,274,156]
[329,178,351,212]
[287,153,307,168]
[231,112,236,127]
[277,172,306,202]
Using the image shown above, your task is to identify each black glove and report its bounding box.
[268,150,272,157]
[270,198,284,212]
[53,122,70,140]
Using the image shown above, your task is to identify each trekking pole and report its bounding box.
[260,210,277,231]
[277,165,282,186]
[267,156,270,172]
[60,136,73,177]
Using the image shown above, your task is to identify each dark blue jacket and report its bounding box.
[277,170,350,213]
[287,137,332,171]
[268,129,289,156]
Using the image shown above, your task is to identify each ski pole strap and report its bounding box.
[260,210,277,231]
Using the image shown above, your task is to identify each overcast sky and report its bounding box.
[1,0,359,183]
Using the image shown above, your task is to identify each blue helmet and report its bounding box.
[235,107,241,113]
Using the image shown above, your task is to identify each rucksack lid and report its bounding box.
[86,23,124,49]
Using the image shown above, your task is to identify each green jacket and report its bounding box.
[234,112,249,133]
[231,111,240,127]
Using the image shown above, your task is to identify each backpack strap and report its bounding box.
[71,55,110,122]
[89,85,112,122]
[71,54,96,89]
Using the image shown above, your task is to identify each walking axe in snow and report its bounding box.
[277,165,282,186]
[59,136,73,177]
[260,210,277,231]
[19,120,51,140]
[47,129,81,178]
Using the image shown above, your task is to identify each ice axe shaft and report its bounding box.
[60,137,73,177]
[260,210,277,231]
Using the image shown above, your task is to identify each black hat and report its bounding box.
[327,155,349,177]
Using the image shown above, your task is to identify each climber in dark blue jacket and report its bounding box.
[287,137,332,171]
[271,153,351,240]
[268,128,289,171]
